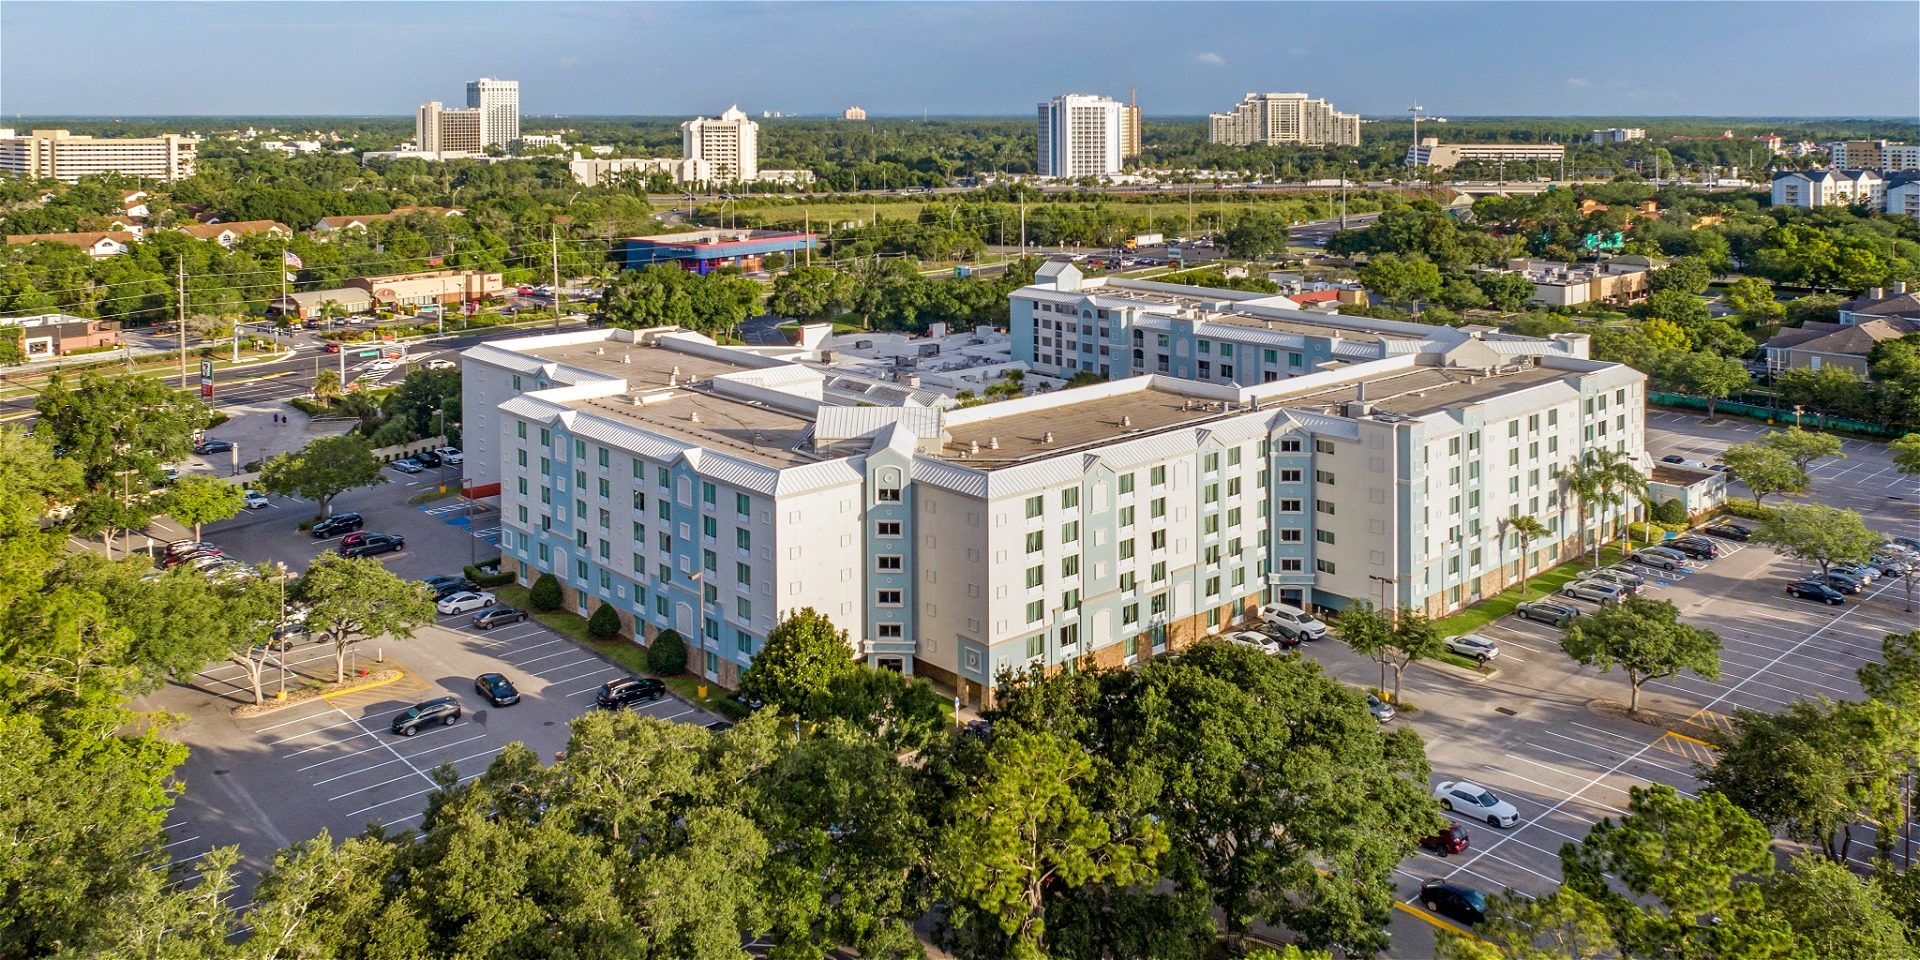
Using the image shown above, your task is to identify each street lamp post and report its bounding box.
[275,561,289,700]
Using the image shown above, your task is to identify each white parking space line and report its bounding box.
[498,640,572,663]
[1494,761,1633,813]
[528,656,605,677]
[344,769,488,818]
[1511,747,1695,799]
[1544,728,1696,780]
[282,727,378,759]
[546,665,622,688]
[326,770,424,802]
[255,707,347,736]
[160,834,204,850]
[1450,734,1670,883]
[650,705,708,724]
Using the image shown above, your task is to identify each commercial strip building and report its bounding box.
[1406,138,1565,170]
[682,106,759,182]
[267,269,500,319]
[1207,92,1361,148]
[1037,93,1126,179]
[1590,128,1646,145]
[0,313,118,360]
[1485,256,1666,309]
[1826,140,1920,172]
[619,228,819,274]
[0,128,198,182]
[461,276,1645,701]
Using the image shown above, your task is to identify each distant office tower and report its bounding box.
[1406,138,1564,170]
[466,78,520,148]
[0,128,198,182]
[1121,88,1142,160]
[415,102,483,155]
[682,106,759,182]
[1207,92,1360,147]
[1037,93,1125,179]
[843,106,867,121]
[1590,127,1646,145]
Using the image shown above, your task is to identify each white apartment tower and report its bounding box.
[682,106,760,182]
[0,129,198,183]
[1037,93,1125,179]
[466,78,521,148]
[1208,93,1361,148]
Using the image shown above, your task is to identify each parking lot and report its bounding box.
[1301,524,1918,951]
[143,471,721,890]
[1646,409,1920,532]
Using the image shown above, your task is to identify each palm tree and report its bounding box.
[1563,460,1606,567]
[1506,515,1550,593]
[1591,449,1649,554]
[313,369,341,406]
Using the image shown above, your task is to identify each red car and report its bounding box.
[325,342,342,353]
[1420,822,1470,857]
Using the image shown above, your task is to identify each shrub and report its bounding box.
[1653,498,1689,525]
[646,629,688,676]
[587,602,623,639]
[1722,500,1777,522]
[463,563,514,588]
[528,572,563,611]
[1629,521,1670,542]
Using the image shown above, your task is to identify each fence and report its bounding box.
[1648,392,1907,439]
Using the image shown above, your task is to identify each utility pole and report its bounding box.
[804,208,811,265]
[551,223,562,328]
[1019,197,1027,258]
[1408,103,1425,169]
[176,260,187,389]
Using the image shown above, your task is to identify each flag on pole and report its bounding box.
[283,250,303,269]
[285,272,298,282]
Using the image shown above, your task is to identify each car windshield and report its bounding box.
[1460,888,1487,910]
[1469,789,1497,806]
[404,706,425,719]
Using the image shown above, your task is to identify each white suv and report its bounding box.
[1259,602,1328,640]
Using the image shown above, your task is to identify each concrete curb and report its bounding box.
[228,667,404,719]
[1421,657,1501,684]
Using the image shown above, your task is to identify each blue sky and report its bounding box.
[3,1,1915,118]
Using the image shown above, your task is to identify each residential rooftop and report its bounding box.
[938,386,1223,468]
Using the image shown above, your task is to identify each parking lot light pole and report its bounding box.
[276,561,289,700]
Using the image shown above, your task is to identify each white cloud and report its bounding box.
[1195,52,1226,66]
[1565,77,1592,89]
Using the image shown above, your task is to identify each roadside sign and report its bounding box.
[199,359,214,399]
[357,349,380,358]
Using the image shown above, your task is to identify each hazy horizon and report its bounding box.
[4,1,1916,118]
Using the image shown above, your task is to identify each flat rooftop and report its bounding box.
[622,228,814,245]
[1272,363,1571,418]
[522,338,760,388]
[569,388,819,468]
[939,387,1225,469]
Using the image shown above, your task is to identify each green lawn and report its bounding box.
[1430,543,1632,637]
[491,584,591,643]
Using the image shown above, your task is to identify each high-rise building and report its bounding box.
[843,106,867,121]
[1037,93,1125,179]
[1207,92,1360,148]
[682,106,759,182]
[466,77,520,148]
[1828,140,1920,172]
[1120,88,1142,161]
[0,128,198,183]
[415,102,483,155]
[1591,127,1647,145]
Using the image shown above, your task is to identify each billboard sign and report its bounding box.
[199,359,214,399]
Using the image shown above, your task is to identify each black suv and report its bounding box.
[596,677,667,710]
[423,575,478,599]
[474,673,520,707]
[340,533,405,558]
[414,449,443,468]
[1664,537,1719,560]
[390,696,461,736]
[311,513,364,539]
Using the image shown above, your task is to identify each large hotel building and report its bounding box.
[0,128,198,182]
[462,269,1644,703]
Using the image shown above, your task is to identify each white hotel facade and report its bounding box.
[463,274,1644,704]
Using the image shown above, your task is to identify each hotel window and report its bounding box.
[703,549,717,573]
[1281,469,1303,483]
[1026,565,1045,589]
[1151,497,1166,519]
[736,492,751,516]
[1123,603,1139,626]
[1228,477,1241,496]
[701,482,716,506]
[1025,495,1044,519]
[1151,530,1167,550]
[1119,505,1135,527]
[1315,500,1335,515]
[1061,521,1079,544]
[1204,516,1220,535]
[877,590,902,606]
[1315,439,1335,455]
[1151,465,1166,486]
[1118,473,1135,494]
[1204,452,1220,472]
[878,521,902,538]
[1152,561,1167,582]
[1119,538,1135,560]
[1227,507,1242,528]
[877,485,901,503]
[633,490,646,510]
[574,439,586,458]
[597,447,609,468]
[736,528,751,551]
[1281,558,1304,572]
[1315,529,1336,544]
[737,562,752,585]
[1062,555,1080,578]
[1315,470,1335,485]
[539,428,549,446]
[1120,572,1136,592]
[658,466,670,488]
[1205,485,1219,504]
[1227,447,1241,466]
[878,555,904,572]
[1316,559,1337,574]
[1061,487,1079,509]
[517,449,527,468]
[598,508,611,529]
[1026,600,1045,624]
[1281,528,1303,543]
[1280,438,1303,453]
[1026,531,1044,554]
[1281,499,1303,513]
[703,516,718,539]
[517,421,527,440]
[1205,545,1221,564]
[1062,589,1080,611]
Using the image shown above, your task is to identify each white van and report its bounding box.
[1259,602,1328,640]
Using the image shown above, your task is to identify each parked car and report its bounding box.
[1259,602,1328,640]
[422,574,477,595]
[390,697,461,736]
[366,358,396,372]
[1665,537,1719,560]
[473,673,520,707]
[311,513,364,538]
[473,606,531,630]
[413,449,443,468]
[1366,692,1396,723]
[164,548,223,568]
[1418,879,1488,926]
[1580,568,1644,594]
[436,591,497,615]
[437,447,463,465]
[1514,599,1581,626]
[339,533,405,558]
[1259,623,1305,649]
[1660,454,1686,464]
[1445,634,1501,664]
[390,458,424,474]
[1831,564,1879,584]
[596,677,667,710]
[193,438,234,455]
[1434,780,1520,828]
[242,489,270,510]
[165,539,217,557]
[1226,630,1281,655]
[1419,822,1470,857]
[425,359,456,370]
[1872,554,1913,575]
[1786,579,1846,605]
[1703,520,1753,541]
[1562,579,1627,604]
[705,720,736,732]
[1817,571,1865,594]
[1629,547,1688,571]
[324,342,343,353]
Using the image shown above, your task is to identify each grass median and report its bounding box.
[1430,543,1632,637]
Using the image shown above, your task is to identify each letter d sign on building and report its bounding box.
[199,359,214,399]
